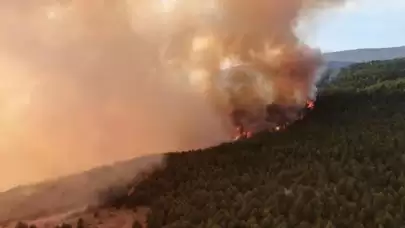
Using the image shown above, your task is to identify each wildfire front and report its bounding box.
[232,98,315,141]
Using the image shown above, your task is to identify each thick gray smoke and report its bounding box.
[0,0,346,191]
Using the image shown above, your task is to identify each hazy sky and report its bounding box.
[307,0,405,52]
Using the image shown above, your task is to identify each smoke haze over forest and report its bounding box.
[0,0,348,192]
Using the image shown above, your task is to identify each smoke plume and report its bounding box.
[0,0,345,191]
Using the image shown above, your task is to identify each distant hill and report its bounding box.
[325,61,354,69]
[318,46,405,83]
[323,46,405,63]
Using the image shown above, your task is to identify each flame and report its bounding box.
[0,0,344,190]
[232,125,253,140]
[232,98,315,141]
[150,0,341,139]
[306,99,315,109]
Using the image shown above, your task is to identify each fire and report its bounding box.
[306,99,315,110]
[151,0,336,141]
[0,0,345,192]
[232,125,253,140]
[232,98,315,141]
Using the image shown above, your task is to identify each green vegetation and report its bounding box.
[106,58,405,227]
[323,58,405,91]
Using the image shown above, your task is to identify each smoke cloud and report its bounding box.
[0,0,345,191]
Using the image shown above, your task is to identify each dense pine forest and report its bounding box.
[106,58,405,228]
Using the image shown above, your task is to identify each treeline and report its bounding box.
[323,58,405,91]
[104,58,405,227]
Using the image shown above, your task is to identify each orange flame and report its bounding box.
[232,99,315,141]
[306,100,315,109]
[233,126,254,140]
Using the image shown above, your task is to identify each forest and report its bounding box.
[104,58,405,228]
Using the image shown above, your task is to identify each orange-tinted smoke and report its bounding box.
[0,0,346,191]
[0,1,230,192]
[156,0,345,132]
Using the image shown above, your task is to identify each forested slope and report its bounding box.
[107,58,405,228]
[323,58,405,91]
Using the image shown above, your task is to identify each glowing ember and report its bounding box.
[306,100,315,109]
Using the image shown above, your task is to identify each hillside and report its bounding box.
[2,57,405,228]
[104,58,405,227]
[323,58,405,91]
[0,155,163,224]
